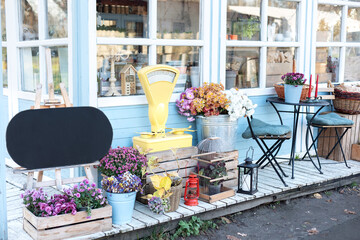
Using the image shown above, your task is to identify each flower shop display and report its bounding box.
[102,172,143,224]
[98,146,148,178]
[281,72,307,103]
[21,186,112,240]
[177,83,257,152]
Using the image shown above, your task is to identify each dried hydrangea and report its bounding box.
[148,196,170,214]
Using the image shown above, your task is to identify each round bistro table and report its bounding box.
[266,97,330,179]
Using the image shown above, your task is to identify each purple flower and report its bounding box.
[75,193,81,198]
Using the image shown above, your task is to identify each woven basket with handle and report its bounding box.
[274,83,313,101]
[334,88,360,114]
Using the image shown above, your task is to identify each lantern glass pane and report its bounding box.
[241,168,252,192]
[252,168,258,191]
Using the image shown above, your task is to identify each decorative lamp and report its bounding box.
[237,147,258,195]
[184,174,200,206]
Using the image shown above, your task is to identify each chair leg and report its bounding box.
[334,128,351,168]
[302,127,325,160]
[255,138,288,187]
[257,139,281,168]
[306,125,323,174]
[260,139,288,177]
[325,128,350,160]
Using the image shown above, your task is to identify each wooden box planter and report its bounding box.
[23,205,112,240]
[199,186,235,203]
[142,147,238,197]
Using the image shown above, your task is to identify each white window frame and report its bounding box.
[88,0,210,108]
[4,0,73,117]
[219,0,306,96]
[311,0,360,85]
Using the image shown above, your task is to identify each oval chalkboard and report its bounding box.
[6,107,113,170]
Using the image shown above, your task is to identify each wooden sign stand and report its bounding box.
[13,48,96,190]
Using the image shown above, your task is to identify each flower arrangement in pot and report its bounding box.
[281,72,307,104]
[102,171,143,225]
[198,161,227,195]
[176,83,257,151]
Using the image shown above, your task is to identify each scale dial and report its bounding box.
[146,70,176,84]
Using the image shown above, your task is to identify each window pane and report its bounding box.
[157,0,200,40]
[266,47,296,88]
[20,47,40,92]
[226,0,261,41]
[347,8,360,42]
[345,47,360,82]
[1,0,6,41]
[317,5,342,42]
[268,0,297,42]
[97,45,148,96]
[2,47,7,88]
[47,46,68,94]
[20,0,39,41]
[316,47,340,83]
[96,0,148,38]
[156,46,200,93]
[226,47,259,89]
[47,0,68,39]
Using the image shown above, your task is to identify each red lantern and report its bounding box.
[184,174,199,206]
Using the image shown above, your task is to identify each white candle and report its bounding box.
[242,174,251,191]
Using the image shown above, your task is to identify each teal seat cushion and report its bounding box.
[242,118,291,139]
[306,112,354,126]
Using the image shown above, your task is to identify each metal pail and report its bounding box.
[196,115,238,152]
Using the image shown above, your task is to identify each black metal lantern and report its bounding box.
[237,147,259,195]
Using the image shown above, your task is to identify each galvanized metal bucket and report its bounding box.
[196,115,238,152]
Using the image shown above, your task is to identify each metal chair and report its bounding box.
[303,83,353,169]
[242,116,291,187]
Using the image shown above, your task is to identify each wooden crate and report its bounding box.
[199,186,235,203]
[23,205,112,240]
[317,113,360,161]
[351,144,360,161]
[144,147,238,197]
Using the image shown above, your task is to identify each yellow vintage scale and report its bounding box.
[133,65,194,152]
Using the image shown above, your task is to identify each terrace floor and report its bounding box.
[6,158,360,240]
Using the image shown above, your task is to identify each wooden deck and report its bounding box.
[6,158,360,240]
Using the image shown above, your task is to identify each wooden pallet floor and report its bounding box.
[6,159,360,240]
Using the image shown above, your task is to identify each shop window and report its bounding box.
[20,0,39,41]
[345,47,360,82]
[97,45,148,97]
[317,5,342,42]
[49,46,69,94]
[1,0,5,41]
[157,46,200,92]
[47,0,68,39]
[226,47,260,89]
[346,8,360,42]
[96,0,149,38]
[227,0,261,41]
[2,47,7,88]
[268,0,297,42]
[315,47,340,83]
[266,47,296,87]
[20,47,40,92]
[157,0,200,40]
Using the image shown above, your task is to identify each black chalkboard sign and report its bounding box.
[6,107,113,170]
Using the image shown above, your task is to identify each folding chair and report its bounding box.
[303,82,354,169]
[242,116,292,187]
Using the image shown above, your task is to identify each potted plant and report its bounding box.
[176,84,257,151]
[281,72,307,104]
[64,179,107,217]
[98,146,148,179]
[102,172,143,225]
[198,161,227,195]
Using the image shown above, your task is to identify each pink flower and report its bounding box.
[75,193,81,198]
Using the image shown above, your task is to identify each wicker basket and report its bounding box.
[274,83,313,101]
[148,182,182,212]
[334,88,360,114]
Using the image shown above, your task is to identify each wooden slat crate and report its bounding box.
[199,186,235,203]
[23,205,112,240]
[317,113,360,161]
[144,147,238,196]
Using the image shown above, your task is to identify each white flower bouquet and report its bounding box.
[224,88,258,121]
